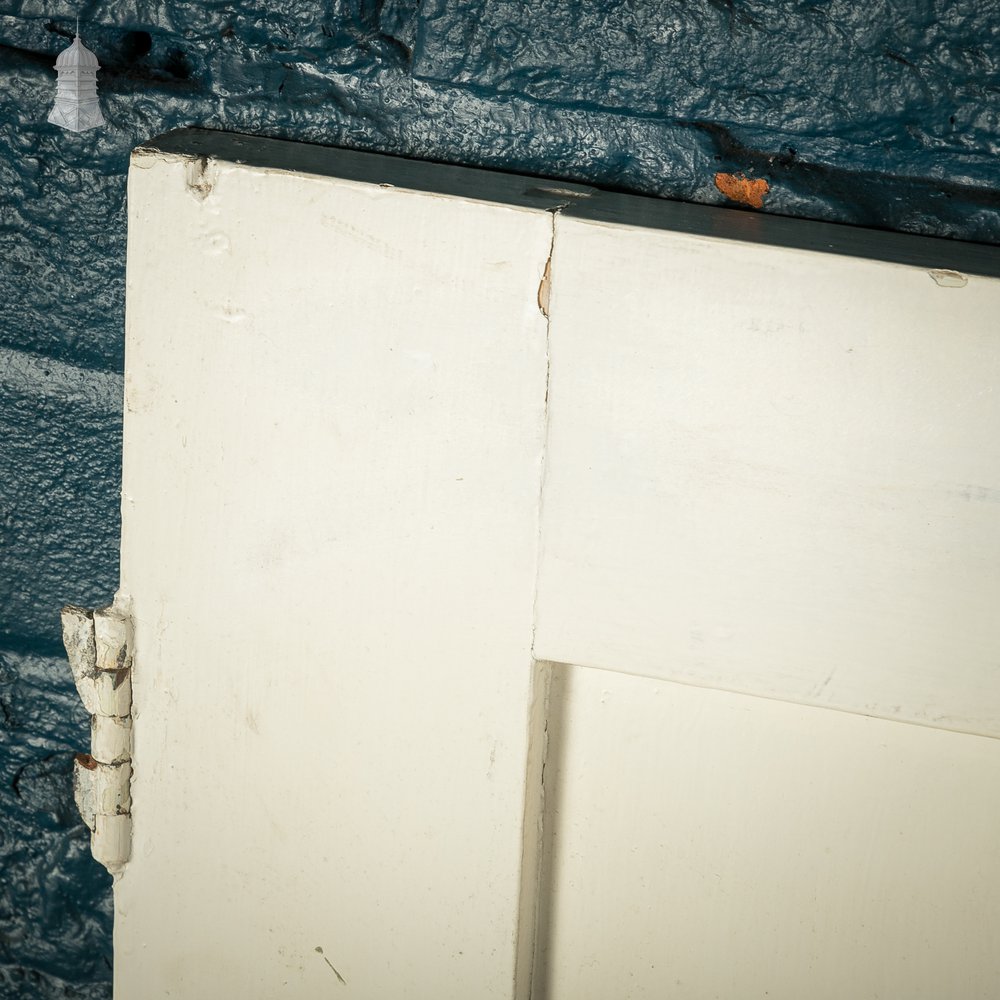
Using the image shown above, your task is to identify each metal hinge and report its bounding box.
[61,598,133,876]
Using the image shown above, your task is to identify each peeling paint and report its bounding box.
[73,756,132,832]
[929,269,968,288]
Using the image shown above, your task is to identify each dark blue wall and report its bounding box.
[1,2,998,995]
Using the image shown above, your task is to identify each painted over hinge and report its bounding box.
[61,597,133,876]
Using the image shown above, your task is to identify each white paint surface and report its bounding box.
[118,132,1000,1000]
[120,145,553,999]
[534,664,1000,1000]
[534,214,1000,736]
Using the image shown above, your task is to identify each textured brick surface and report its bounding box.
[0,649,112,998]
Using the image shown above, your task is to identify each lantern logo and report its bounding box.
[49,31,105,133]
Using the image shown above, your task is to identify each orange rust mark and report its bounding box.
[714,172,769,209]
[75,753,98,770]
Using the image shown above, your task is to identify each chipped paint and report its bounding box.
[929,268,968,288]
[537,254,552,318]
[185,155,215,201]
[61,597,134,875]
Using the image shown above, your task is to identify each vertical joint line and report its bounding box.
[516,207,561,1000]
[530,207,558,653]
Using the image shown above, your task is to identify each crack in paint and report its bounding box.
[514,205,563,1000]
[530,207,558,649]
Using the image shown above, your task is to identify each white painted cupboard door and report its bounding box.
[118,131,1000,1000]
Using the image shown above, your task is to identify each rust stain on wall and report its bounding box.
[714,172,769,209]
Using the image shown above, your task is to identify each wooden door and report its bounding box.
[116,131,1000,1000]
